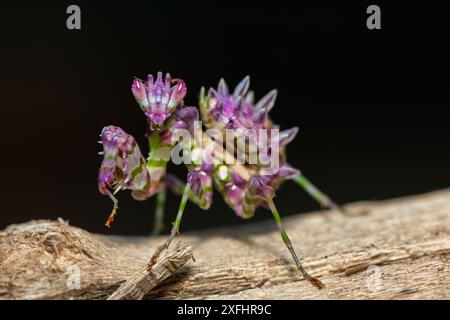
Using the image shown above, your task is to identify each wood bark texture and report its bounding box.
[1,189,449,300]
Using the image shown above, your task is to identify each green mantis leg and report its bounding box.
[293,174,348,215]
[266,196,324,289]
[165,174,210,209]
[151,186,167,235]
[148,181,191,269]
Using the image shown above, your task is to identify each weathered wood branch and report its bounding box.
[107,241,193,300]
[1,189,450,299]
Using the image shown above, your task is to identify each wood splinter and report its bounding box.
[107,241,193,300]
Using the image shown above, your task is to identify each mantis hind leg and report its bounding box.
[266,196,324,289]
[293,173,348,216]
[151,186,167,235]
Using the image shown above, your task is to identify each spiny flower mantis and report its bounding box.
[97,72,345,289]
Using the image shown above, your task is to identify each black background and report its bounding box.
[0,1,448,234]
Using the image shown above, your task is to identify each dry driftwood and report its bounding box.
[1,189,450,300]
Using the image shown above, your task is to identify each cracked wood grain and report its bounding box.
[107,242,193,300]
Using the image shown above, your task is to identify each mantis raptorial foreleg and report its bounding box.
[104,189,119,228]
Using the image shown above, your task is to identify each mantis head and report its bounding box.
[131,71,187,129]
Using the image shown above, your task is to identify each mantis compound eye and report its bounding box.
[131,79,149,111]
[168,80,187,109]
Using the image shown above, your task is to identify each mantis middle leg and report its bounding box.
[148,170,213,269]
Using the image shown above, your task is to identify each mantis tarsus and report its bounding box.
[97,72,345,289]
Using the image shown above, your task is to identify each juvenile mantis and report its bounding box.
[97,72,345,289]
